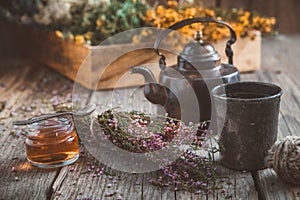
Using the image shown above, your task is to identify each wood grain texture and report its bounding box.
[0,60,61,200]
[241,36,300,200]
[259,36,300,136]
[202,0,216,7]
[0,18,262,91]
[219,0,249,10]
[217,0,300,34]
[54,87,258,199]
[277,0,300,34]
[51,150,145,200]
[51,88,154,200]
[1,36,300,199]
[175,167,258,200]
[143,172,175,200]
[257,169,300,200]
[0,19,160,90]
[248,0,277,18]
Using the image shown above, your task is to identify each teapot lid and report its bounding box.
[178,31,221,71]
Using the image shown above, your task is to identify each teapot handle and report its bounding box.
[154,17,237,69]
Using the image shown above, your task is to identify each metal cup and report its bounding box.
[211,82,283,171]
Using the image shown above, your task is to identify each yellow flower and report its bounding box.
[244,11,250,18]
[55,30,63,38]
[145,10,156,20]
[185,8,197,17]
[75,35,85,45]
[198,6,204,12]
[265,26,271,33]
[270,17,276,25]
[167,0,178,7]
[156,5,165,14]
[252,16,260,25]
[96,19,102,28]
[144,3,275,42]
[204,9,215,17]
[84,32,93,40]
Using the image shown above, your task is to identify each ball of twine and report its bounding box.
[266,136,300,185]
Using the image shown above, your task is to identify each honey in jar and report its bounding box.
[25,115,79,168]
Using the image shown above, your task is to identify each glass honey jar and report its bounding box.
[25,115,79,168]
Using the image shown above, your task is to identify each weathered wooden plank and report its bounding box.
[247,0,279,32]
[142,154,257,200]
[0,19,173,90]
[52,149,145,200]
[225,170,258,200]
[218,0,300,34]
[0,59,66,200]
[277,0,300,34]
[53,88,155,199]
[248,0,277,19]
[59,76,258,199]
[51,36,300,199]
[262,36,300,94]
[52,155,107,199]
[257,37,300,199]
[0,16,262,92]
[202,0,216,7]
[106,88,257,200]
[224,35,300,199]
[56,86,257,200]
[256,169,300,200]
[239,36,300,137]
[240,36,300,199]
[143,172,175,200]
[174,165,257,200]
[219,0,249,10]
[240,64,298,200]
[258,37,300,136]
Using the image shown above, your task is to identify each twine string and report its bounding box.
[266,136,300,185]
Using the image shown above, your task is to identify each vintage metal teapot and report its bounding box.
[131,18,240,122]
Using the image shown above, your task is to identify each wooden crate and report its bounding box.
[0,19,162,90]
[0,19,261,90]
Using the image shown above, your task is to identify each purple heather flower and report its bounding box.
[117,195,122,200]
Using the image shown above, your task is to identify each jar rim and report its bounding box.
[26,116,74,136]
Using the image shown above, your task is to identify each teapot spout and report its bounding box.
[130,66,157,84]
[130,66,168,106]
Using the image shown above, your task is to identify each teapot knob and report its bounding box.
[194,31,204,44]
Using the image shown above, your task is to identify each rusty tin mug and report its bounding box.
[211,82,283,171]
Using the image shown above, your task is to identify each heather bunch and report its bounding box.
[97,109,232,195]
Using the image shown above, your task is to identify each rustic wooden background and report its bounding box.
[0,36,300,199]
[148,0,300,34]
[1,0,299,34]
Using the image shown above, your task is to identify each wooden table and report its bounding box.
[0,36,299,200]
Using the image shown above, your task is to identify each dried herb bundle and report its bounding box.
[97,109,232,195]
[97,109,183,153]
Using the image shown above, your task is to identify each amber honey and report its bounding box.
[25,116,79,168]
